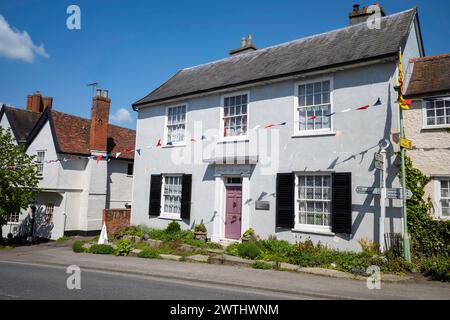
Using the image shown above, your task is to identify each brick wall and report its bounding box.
[102,209,131,237]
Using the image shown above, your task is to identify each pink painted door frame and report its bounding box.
[225,185,242,240]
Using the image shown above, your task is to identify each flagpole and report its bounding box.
[398,47,411,263]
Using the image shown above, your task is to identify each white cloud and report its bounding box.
[0,15,49,63]
[110,108,132,124]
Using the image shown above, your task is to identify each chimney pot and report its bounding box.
[353,4,360,12]
[241,37,247,48]
[96,88,102,96]
[103,89,108,98]
[42,96,53,110]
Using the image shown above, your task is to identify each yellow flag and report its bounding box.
[397,49,410,110]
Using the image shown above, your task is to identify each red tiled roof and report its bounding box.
[51,110,135,160]
[405,54,450,97]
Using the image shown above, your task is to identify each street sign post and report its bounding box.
[374,152,384,170]
[386,188,413,199]
[356,187,380,195]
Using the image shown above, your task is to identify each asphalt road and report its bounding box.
[0,261,309,300]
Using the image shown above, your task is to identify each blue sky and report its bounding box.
[1,0,449,129]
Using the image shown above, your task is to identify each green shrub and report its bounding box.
[137,247,160,259]
[417,256,450,282]
[57,235,70,242]
[72,240,85,253]
[115,240,132,256]
[194,223,207,233]
[89,244,114,255]
[237,242,261,260]
[402,156,450,258]
[113,226,144,239]
[252,261,272,269]
[225,242,240,256]
[166,221,181,233]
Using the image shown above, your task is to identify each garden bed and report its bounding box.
[71,221,448,282]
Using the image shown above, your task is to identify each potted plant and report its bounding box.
[241,228,256,242]
[194,223,207,241]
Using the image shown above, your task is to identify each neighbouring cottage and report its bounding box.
[404,54,450,220]
[130,4,425,251]
[0,89,136,239]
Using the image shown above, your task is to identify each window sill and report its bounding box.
[292,131,336,138]
[162,143,186,148]
[292,225,334,236]
[158,213,182,221]
[421,125,450,131]
[218,136,249,144]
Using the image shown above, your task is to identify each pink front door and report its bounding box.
[225,186,242,240]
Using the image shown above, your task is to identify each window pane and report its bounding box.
[299,96,306,107]
[426,109,435,118]
[299,85,306,96]
[306,95,314,106]
[322,81,330,92]
[314,82,322,93]
[314,94,322,105]
[322,92,330,104]
[306,83,313,94]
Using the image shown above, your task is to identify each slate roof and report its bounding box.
[133,8,417,107]
[405,54,450,98]
[0,105,41,142]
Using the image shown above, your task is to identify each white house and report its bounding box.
[0,89,136,240]
[130,5,424,250]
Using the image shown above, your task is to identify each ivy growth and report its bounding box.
[402,156,450,258]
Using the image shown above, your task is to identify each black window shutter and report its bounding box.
[149,174,162,216]
[276,173,295,228]
[331,172,352,234]
[180,174,192,220]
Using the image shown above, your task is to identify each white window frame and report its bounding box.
[45,203,54,224]
[8,212,20,223]
[435,179,450,220]
[294,172,333,234]
[293,76,334,137]
[421,98,450,129]
[160,174,183,220]
[36,150,46,175]
[219,91,250,142]
[163,103,188,147]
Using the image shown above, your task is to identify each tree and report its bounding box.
[0,127,40,242]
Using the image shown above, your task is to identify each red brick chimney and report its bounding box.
[89,88,110,152]
[26,91,53,112]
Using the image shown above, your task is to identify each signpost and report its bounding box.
[357,150,413,252]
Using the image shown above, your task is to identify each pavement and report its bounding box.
[0,242,449,300]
